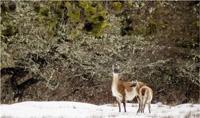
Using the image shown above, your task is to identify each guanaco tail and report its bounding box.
[111,64,137,112]
[131,80,153,113]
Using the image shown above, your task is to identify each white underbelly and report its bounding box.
[112,86,122,100]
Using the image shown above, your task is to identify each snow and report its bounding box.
[0,101,200,118]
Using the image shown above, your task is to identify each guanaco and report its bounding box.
[111,64,137,112]
[131,80,153,113]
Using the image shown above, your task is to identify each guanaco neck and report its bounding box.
[112,72,119,84]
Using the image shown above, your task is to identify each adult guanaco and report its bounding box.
[111,64,137,112]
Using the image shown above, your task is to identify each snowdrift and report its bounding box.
[0,101,200,118]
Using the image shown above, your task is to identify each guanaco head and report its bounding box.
[112,63,120,74]
[130,80,145,87]
[131,80,138,87]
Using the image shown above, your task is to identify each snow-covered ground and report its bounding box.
[0,101,200,118]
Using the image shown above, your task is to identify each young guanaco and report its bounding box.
[111,64,137,112]
[131,80,153,113]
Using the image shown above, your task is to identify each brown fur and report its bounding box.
[118,80,133,93]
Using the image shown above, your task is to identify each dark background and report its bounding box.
[0,1,199,105]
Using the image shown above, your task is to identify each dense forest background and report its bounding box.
[0,1,199,105]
